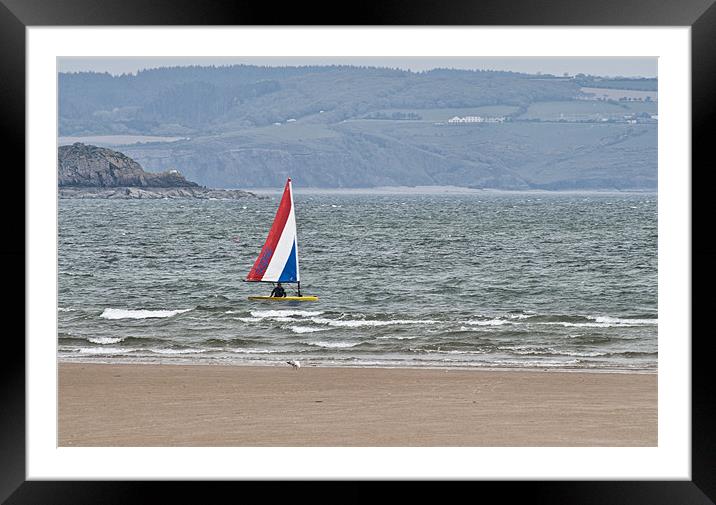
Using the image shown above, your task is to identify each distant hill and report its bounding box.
[58,65,657,190]
[59,65,584,135]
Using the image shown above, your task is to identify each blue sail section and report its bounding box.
[278,241,298,283]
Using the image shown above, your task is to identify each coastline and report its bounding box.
[59,362,657,447]
[58,357,656,374]
[248,186,658,195]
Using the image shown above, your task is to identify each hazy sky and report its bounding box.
[58,56,657,78]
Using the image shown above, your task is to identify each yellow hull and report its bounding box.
[248,295,319,302]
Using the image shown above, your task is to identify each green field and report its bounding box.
[366,106,520,122]
[520,100,657,120]
[581,87,658,102]
[579,79,657,91]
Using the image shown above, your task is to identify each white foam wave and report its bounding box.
[593,316,658,325]
[151,348,206,355]
[251,309,324,318]
[557,321,653,328]
[557,322,613,328]
[498,344,536,351]
[88,336,125,345]
[235,317,262,323]
[78,347,125,355]
[289,326,326,334]
[463,319,509,326]
[498,345,607,357]
[100,308,192,320]
[431,349,485,355]
[58,307,76,312]
[310,317,437,328]
[460,313,657,327]
[306,341,359,348]
[562,350,607,357]
[510,349,607,357]
[375,336,417,340]
[489,359,580,367]
[229,348,273,354]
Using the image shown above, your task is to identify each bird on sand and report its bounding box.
[287,360,301,370]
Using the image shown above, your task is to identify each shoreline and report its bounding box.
[246,186,658,195]
[59,362,657,447]
[57,357,657,374]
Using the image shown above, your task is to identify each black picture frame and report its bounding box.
[5,0,714,502]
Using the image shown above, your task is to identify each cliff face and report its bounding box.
[58,142,199,188]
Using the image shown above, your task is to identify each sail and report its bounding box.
[246,178,300,283]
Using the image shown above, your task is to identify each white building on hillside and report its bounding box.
[448,115,505,124]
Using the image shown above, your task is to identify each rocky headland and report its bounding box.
[58,143,259,199]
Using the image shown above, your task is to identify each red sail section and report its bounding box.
[246,178,293,281]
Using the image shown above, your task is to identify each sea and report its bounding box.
[58,188,658,372]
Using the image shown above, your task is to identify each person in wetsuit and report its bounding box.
[270,282,286,297]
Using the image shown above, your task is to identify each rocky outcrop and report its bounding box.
[58,143,262,199]
[58,142,199,188]
[58,186,260,200]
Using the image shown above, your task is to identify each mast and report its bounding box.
[288,178,301,286]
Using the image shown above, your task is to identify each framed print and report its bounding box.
[6,0,715,502]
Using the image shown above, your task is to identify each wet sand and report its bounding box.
[58,362,656,446]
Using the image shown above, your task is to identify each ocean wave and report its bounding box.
[289,326,326,334]
[229,348,275,354]
[556,322,615,328]
[203,337,257,347]
[151,348,207,355]
[100,308,192,320]
[309,317,438,328]
[251,309,324,318]
[432,349,485,355]
[516,349,608,357]
[87,336,125,345]
[457,326,481,332]
[193,305,231,313]
[497,346,656,358]
[563,335,618,344]
[486,359,581,367]
[58,307,76,312]
[463,319,509,326]
[375,335,417,340]
[78,347,126,355]
[593,316,657,325]
[305,341,360,348]
[496,344,610,356]
[536,320,654,328]
[58,271,93,277]
[510,313,657,327]
[520,314,594,323]
[452,313,657,329]
[604,351,658,358]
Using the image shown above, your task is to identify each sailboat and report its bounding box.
[245,178,318,302]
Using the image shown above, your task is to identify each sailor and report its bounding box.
[270,282,286,298]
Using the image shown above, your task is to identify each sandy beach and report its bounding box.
[59,363,657,446]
